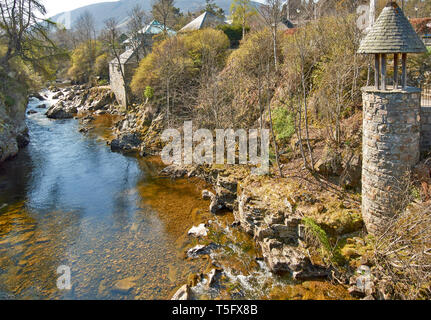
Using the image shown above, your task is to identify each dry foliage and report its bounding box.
[372,174,431,299]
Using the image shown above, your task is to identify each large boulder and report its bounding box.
[261,238,329,279]
[46,102,77,119]
[110,132,142,153]
[86,88,116,111]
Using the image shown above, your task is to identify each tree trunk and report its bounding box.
[302,72,314,170]
[268,100,282,177]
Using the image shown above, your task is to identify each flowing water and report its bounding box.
[0,93,212,300]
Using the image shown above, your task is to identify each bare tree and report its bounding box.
[151,0,176,32]
[127,4,149,63]
[74,11,96,44]
[257,0,282,72]
[295,29,315,170]
[103,17,129,109]
[74,11,97,83]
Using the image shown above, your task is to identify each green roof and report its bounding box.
[358,1,427,54]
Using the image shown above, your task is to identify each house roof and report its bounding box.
[179,11,225,32]
[410,17,431,36]
[123,20,176,45]
[140,20,176,36]
[358,1,426,54]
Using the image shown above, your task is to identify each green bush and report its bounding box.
[217,24,247,47]
[144,86,154,100]
[273,107,295,142]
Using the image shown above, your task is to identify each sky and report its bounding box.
[42,0,267,17]
[43,0,118,16]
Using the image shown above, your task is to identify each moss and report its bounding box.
[339,237,374,269]
[266,281,353,300]
[302,217,346,266]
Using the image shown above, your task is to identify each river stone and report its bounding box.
[261,238,328,279]
[188,224,208,238]
[171,284,190,300]
[187,243,219,259]
[52,91,64,99]
[30,93,45,101]
[202,190,215,201]
[207,268,223,289]
[209,196,225,214]
[112,276,137,294]
[159,164,188,178]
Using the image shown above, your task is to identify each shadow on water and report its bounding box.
[0,96,209,300]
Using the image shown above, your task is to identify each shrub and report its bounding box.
[144,86,154,100]
[217,24,247,47]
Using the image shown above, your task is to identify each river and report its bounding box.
[0,93,212,299]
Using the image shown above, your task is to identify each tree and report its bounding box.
[204,0,225,18]
[0,0,62,76]
[102,17,129,109]
[73,11,97,83]
[131,29,229,125]
[127,4,149,63]
[257,0,283,72]
[151,0,179,31]
[74,11,96,44]
[131,36,194,124]
[230,0,256,39]
[67,40,104,83]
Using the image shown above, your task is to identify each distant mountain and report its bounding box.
[50,0,261,32]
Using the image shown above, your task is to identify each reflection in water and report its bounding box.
[0,97,210,300]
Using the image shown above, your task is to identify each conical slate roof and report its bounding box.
[358,1,426,54]
[180,11,225,32]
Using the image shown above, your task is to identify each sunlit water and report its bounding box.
[0,94,211,300]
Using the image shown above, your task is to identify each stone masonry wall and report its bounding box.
[362,87,421,235]
[421,106,431,153]
[109,63,127,107]
[109,62,137,108]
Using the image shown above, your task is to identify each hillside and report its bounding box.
[50,0,260,31]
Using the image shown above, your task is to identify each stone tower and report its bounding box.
[358,1,427,235]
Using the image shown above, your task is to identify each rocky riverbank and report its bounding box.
[0,80,30,163]
[41,85,165,157]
